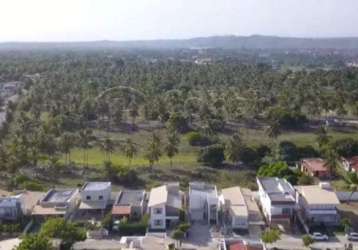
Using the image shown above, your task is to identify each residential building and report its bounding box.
[189,182,219,224]
[295,183,340,226]
[112,190,146,220]
[257,177,296,225]
[221,186,248,230]
[301,158,331,178]
[77,182,112,219]
[32,188,79,219]
[148,183,182,230]
[0,197,22,221]
[341,156,358,173]
[241,188,265,226]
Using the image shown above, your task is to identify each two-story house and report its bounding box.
[77,182,112,220]
[148,183,182,230]
[257,177,296,226]
[189,182,219,224]
[221,186,249,230]
[295,183,340,227]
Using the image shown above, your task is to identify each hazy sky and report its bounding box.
[1,0,358,42]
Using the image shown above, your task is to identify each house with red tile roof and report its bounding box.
[300,158,331,179]
[225,240,263,250]
[341,156,358,173]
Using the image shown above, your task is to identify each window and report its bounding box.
[154,220,162,226]
[86,195,91,200]
[99,195,103,200]
[154,208,163,214]
[282,208,291,215]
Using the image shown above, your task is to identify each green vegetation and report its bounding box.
[0,49,358,190]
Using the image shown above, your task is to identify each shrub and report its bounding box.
[258,161,298,184]
[302,234,314,247]
[198,144,225,167]
[298,174,314,185]
[187,132,213,146]
[21,181,44,191]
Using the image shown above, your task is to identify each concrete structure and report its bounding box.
[257,177,296,225]
[221,186,248,230]
[77,182,112,219]
[301,158,331,179]
[112,190,146,220]
[341,156,358,173]
[295,183,340,226]
[188,182,219,224]
[147,183,182,230]
[0,197,22,221]
[32,188,79,219]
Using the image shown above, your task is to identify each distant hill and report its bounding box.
[1,35,358,50]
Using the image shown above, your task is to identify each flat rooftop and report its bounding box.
[115,190,145,206]
[43,189,76,203]
[295,185,340,205]
[258,177,295,204]
[83,182,111,191]
[189,182,217,195]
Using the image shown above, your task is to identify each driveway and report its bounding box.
[181,222,221,250]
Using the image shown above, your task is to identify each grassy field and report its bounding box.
[54,126,358,190]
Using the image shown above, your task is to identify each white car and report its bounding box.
[346,232,358,241]
[311,232,329,241]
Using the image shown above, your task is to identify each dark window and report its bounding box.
[86,196,91,200]
[99,195,103,200]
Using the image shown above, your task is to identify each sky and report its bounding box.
[0,0,358,42]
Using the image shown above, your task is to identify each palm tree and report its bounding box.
[225,132,242,166]
[99,137,115,161]
[316,125,331,150]
[145,133,161,170]
[128,98,139,130]
[165,130,180,167]
[266,120,281,140]
[79,129,94,167]
[324,148,339,177]
[59,132,76,164]
[122,138,138,166]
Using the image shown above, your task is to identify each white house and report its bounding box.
[77,182,112,219]
[341,156,358,173]
[148,183,182,230]
[189,182,219,224]
[257,177,296,225]
[221,186,248,230]
[295,183,340,226]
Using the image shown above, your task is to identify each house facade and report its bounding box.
[257,177,296,225]
[148,183,182,230]
[221,186,248,230]
[0,197,22,221]
[295,183,340,226]
[189,182,219,224]
[77,182,112,220]
[301,158,331,178]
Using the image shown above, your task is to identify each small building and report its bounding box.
[257,177,296,226]
[341,156,358,173]
[77,182,112,220]
[301,158,331,179]
[221,186,248,230]
[32,188,79,219]
[0,197,22,221]
[112,190,146,220]
[224,239,263,250]
[295,183,340,227]
[148,183,182,230]
[189,182,219,224]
